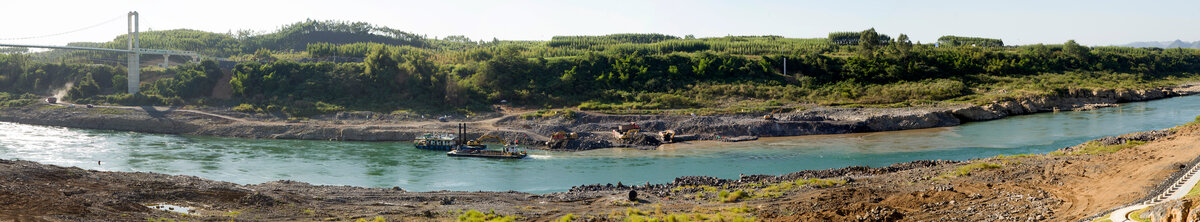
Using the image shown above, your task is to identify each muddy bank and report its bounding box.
[0,86,1196,150]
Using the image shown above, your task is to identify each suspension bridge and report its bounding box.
[0,11,216,94]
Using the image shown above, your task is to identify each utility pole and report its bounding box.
[781,45,786,76]
[127,11,140,94]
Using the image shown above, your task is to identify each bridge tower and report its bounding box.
[127,11,140,94]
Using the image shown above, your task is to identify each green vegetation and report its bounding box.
[1128,208,1152,222]
[993,154,1035,159]
[556,214,576,222]
[608,206,757,222]
[0,92,40,109]
[520,109,577,119]
[938,36,1004,47]
[1071,141,1148,155]
[4,21,1200,117]
[353,216,387,222]
[456,210,517,222]
[1182,115,1200,129]
[673,178,845,202]
[1185,181,1200,197]
[937,162,1003,180]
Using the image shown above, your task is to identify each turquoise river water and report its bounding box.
[2,96,1200,193]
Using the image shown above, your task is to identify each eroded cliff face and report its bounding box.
[1147,197,1200,222]
[953,88,1184,121]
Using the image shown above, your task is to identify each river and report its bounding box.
[3,96,1199,193]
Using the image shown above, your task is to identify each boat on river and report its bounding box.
[414,123,487,151]
[413,133,462,151]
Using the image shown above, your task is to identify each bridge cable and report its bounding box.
[0,15,125,41]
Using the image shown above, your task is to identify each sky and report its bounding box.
[2,0,1199,47]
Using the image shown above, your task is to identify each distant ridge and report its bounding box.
[1118,40,1200,49]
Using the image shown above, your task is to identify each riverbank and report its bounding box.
[3,115,1197,221]
[0,85,1197,151]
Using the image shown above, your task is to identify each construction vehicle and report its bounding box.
[550,131,579,141]
[613,122,640,140]
[763,108,786,120]
[547,131,580,149]
[465,135,506,149]
[659,130,676,143]
[45,97,57,104]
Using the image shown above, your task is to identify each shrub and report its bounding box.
[723,190,747,202]
[233,103,259,113]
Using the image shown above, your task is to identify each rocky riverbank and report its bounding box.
[4,119,1198,221]
[0,85,1197,150]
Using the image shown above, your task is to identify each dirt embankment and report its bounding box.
[3,123,1199,221]
[0,86,1197,150]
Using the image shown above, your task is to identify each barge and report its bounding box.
[447,146,528,159]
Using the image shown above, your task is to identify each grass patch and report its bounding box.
[87,107,131,115]
[520,109,576,120]
[936,162,1003,180]
[1128,207,1151,222]
[1184,180,1200,198]
[1176,115,1200,130]
[555,214,576,222]
[354,216,387,222]
[610,205,757,222]
[673,178,845,202]
[456,209,517,222]
[1072,141,1148,155]
[722,190,748,202]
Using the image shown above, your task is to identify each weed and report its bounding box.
[936,162,1002,180]
[723,190,748,202]
[354,216,387,222]
[456,209,516,222]
[1072,141,1147,155]
[556,214,575,222]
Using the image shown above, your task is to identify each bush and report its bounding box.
[0,93,40,108]
[233,103,260,113]
[80,93,179,106]
[723,190,747,202]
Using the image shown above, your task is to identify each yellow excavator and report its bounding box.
[465,135,506,148]
[659,130,676,143]
[613,122,641,140]
[763,108,786,121]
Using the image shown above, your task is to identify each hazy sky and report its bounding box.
[2,0,1198,47]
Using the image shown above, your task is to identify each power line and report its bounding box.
[0,15,125,41]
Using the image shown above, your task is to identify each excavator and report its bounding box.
[763,108,787,121]
[465,135,506,149]
[613,122,640,140]
[550,131,579,141]
[547,131,579,149]
[659,130,676,143]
